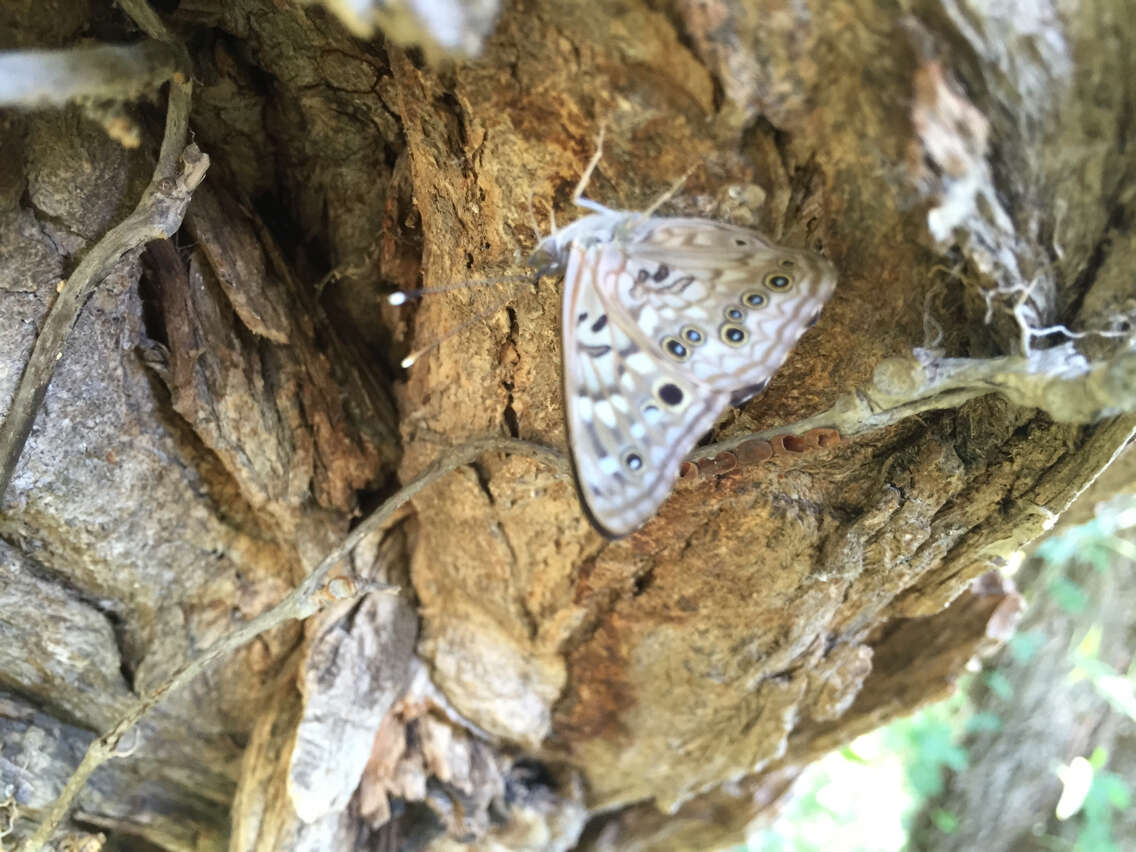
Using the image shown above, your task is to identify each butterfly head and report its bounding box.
[528,211,635,277]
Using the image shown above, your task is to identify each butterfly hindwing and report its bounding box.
[561,242,732,538]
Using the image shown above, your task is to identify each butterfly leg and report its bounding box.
[641,163,698,217]
[571,125,605,205]
[571,126,618,216]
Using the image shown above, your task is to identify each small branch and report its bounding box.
[0,77,204,497]
[17,435,564,851]
[0,42,178,108]
[0,0,195,492]
[689,343,1136,462]
[117,0,181,45]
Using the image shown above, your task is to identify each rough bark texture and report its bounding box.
[1,0,1134,849]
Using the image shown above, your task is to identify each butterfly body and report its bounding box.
[532,206,837,538]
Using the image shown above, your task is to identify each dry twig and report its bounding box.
[0,67,203,495]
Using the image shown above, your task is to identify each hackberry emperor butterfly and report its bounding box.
[527,140,838,538]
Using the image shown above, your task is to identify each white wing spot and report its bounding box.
[598,456,620,475]
[639,305,660,330]
[576,397,594,421]
[630,422,647,439]
[594,400,617,428]
[683,282,708,301]
[625,352,654,373]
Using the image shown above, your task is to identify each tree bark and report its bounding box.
[1,0,1133,849]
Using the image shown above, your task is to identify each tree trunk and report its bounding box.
[1,0,1133,849]
[908,452,1136,852]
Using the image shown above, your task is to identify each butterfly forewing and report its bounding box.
[611,219,837,392]
[558,214,836,538]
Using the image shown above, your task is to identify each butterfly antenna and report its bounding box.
[397,279,534,368]
[387,274,534,305]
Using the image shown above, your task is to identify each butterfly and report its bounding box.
[526,143,838,538]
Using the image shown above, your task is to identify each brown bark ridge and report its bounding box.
[0,0,1133,849]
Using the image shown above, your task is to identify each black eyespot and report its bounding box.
[636,268,650,283]
[725,307,745,321]
[734,238,747,247]
[662,337,689,360]
[682,326,705,345]
[658,383,684,406]
[721,324,747,346]
[652,264,670,282]
[623,451,644,472]
[590,314,608,333]
[765,273,793,290]
[743,291,767,308]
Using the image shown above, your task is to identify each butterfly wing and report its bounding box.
[559,217,837,538]
[612,218,837,397]
[561,242,732,538]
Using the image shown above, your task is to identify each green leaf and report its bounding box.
[839,744,869,765]
[985,670,1014,701]
[908,761,945,798]
[1049,576,1087,614]
[1104,777,1131,808]
[1086,544,1112,573]
[1008,630,1045,664]
[1077,624,1102,660]
[1037,533,1078,565]
[930,809,958,834]
[1100,774,1131,809]
[1089,747,1109,771]
[965,711,1002,734]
